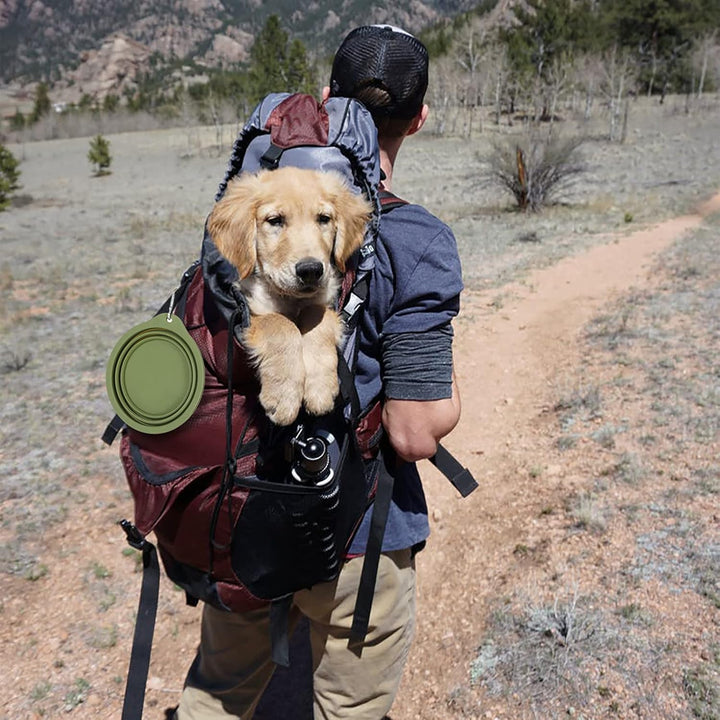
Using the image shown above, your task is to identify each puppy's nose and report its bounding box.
[295,258,324,285]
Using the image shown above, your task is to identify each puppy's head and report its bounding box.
[207,166,371,298]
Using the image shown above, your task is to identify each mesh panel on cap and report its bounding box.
[330,25,428,119]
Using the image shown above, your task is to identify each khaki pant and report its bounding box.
[176,549,416,720]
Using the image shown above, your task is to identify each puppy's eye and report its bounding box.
[317,213,332,225]
[265,215,285,227]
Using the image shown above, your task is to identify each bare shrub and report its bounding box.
[610,452,646,485]
[485,129,585,211]
[1,348,32,373]
[570,491,608,532]
[471,591,605,704]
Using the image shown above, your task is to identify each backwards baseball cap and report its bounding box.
[330,25,429,119]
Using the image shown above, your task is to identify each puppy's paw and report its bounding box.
[303,366,339,417]
[245,313,305,425]
[260,381,304,426]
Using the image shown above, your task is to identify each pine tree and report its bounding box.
[603,0,720,96]
[102,94,120,113]
[30,82,51,123]
[10,108,25,131]
[247,15,289,100]
[286,39,316,96]
[0,144,21,211]
[506,0,588,82]
[88,135,112,176]
[246,15,318,102]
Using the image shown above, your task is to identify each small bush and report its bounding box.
[1,349,32,374]
[0,143,21,211]
[471,592,604,702]
[486,130,585,212]
[64,678,90,710]
[88,134,112,175]
[683,666,720,719]
[571,492,608,532]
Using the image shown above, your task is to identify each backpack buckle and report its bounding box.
[259,143,283,170]
[119,519,147,550]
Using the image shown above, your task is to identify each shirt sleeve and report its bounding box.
[381,219,463,335]
[382,325,454,400]
[374,205,463,400]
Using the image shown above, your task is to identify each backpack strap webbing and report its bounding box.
[349,455,395,647]
[118,520,160,720]
[378,189,409,213]
[431,444,478,497]
[337,192,400,331]
[337,190,408,415]
[269,595,294,667]
[101,414,126,447]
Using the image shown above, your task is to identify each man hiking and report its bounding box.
[175,25,464,720]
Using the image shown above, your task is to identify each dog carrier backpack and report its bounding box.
[103,94,477,720]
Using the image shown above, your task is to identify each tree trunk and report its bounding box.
[620,97,629,144]
[697,31,716,100]
[647,53,657,97]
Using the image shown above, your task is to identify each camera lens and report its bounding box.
[299,437,328,475]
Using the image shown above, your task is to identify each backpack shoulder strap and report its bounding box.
[337,190,411,422]
[378,190,409,213]
[340,190,406,327]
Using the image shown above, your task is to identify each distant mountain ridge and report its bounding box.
[0,0,482,88]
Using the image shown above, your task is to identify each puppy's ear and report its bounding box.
[332,188,372,272]
[207,175,259,279]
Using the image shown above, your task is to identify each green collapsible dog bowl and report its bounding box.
[106,314,205,434]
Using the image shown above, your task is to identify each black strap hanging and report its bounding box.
[430,444,478,498]
[349,456,394,647]
[269,595,294,667]
[118,521,160,720]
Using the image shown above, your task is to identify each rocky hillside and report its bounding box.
[0,0,482,90]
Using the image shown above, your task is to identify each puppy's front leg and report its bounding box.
[244,313,305,426]
[298,306,343,417]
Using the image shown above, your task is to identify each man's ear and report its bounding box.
[406,104,429,136]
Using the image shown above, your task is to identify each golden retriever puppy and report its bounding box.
[207,166,371,425]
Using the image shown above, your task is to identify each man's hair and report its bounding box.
[330,25,429,135]
[351,85,418,139]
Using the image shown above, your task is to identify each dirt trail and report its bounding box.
[393,191,720,718]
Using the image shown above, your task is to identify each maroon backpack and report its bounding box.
[115,261,386,616]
